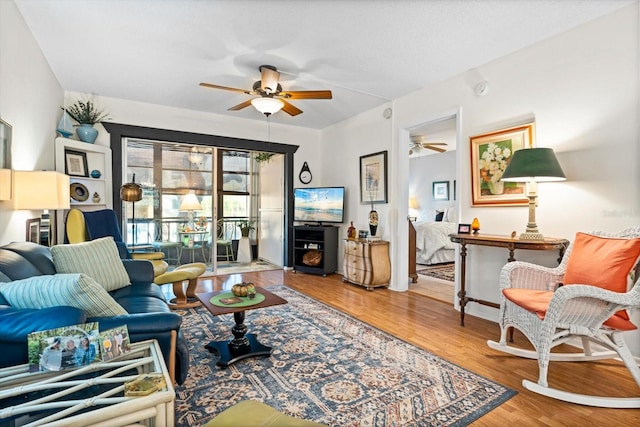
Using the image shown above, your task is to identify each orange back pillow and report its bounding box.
[564,232,640,292]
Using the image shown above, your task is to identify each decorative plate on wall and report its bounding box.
[70,182,89,202]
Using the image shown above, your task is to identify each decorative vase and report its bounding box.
[368,210,378,236]
[487,180,504,195]
[90,169,102,178]
[76,123,98,143]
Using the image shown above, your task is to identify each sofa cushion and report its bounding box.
[0,274,128,318]
[51,237,130,292]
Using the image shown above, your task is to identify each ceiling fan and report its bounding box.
[409,135,448,155]
[199,65,332,117]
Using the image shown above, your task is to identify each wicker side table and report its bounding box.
[0,340,175,427]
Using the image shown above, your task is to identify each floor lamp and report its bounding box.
[501,147,566,240]
[120,174,143,247]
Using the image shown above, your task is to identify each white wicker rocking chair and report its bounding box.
[487,226,640,408]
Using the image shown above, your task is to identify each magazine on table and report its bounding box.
[28,322,101,372]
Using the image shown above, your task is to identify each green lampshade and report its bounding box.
[501,147,566,182]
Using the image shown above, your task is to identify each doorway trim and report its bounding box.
[102,122,299,267]
[392,107,461,293]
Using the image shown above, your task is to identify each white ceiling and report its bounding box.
[15,0,633,130]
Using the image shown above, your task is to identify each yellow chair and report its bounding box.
[65,209,205,309]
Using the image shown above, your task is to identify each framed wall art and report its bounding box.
[0,118,11,169]
[26,218,41,244]
[360,151,388,204]
[470,122,533,206]
[64,149,89,177]
[432,181,449,201]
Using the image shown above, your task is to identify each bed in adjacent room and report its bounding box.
[412,208,457,266]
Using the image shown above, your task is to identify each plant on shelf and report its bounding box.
[63,100,110,125]
[238,220,255,238]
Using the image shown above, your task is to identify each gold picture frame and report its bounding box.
[470,122,533,206]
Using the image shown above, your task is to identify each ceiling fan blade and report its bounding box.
[278,90,333,100]
[281,100,303,116]
[422,142,447,146]
[228,99,254,111]
[199,82,253,95]
[427,146,447,153]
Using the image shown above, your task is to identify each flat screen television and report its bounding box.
[294,187,345,224]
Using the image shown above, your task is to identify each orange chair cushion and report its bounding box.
[563,232,640,321]
[503,288,637,331]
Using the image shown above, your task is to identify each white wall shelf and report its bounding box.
[54,137,113,242]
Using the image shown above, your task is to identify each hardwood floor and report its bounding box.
[191,269,638,426]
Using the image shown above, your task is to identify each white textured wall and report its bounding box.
[0,1,63,243]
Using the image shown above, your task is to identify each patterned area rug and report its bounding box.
[174,285,515,426]
[417,263,455,282]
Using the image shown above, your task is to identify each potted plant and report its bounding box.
[63,100,110,143]
[238,220,255,238]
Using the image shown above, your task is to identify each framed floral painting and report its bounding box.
[470,123,533,206]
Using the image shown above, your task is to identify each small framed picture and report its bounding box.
[458,224,471,234]
[26,218,41,244]
[432,181,449,201]
[64,149,89,177]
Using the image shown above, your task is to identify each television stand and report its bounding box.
[292,225,338,276]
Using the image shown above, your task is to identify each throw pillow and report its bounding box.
[51,237,130,292]
[564,232,640,321]
[564,232,640,293]
[0,273,128,318]
[435,211,445,222]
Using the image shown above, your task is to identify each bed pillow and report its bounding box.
[0,273,128,317]
[51,237,130,292]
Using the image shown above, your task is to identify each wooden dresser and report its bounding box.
[342,239,391,290]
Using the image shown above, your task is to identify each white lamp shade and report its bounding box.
[251,97,284,115]
[13,170,70,210]
[179,192,202,211]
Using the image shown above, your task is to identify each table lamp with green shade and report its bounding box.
[501,147,566,240]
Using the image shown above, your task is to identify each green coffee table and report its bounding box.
[196,288,287,367]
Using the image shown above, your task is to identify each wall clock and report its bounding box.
[299,161,312,184]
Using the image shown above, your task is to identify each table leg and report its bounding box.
[458,243,468,326]
[205,310,273,367]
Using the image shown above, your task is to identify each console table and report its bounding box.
[449,233,569,326]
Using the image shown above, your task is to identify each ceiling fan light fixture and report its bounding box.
[251,97,284,116]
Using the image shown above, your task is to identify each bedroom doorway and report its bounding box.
[408,114,458,304]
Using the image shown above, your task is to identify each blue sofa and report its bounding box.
[0,242,189,384]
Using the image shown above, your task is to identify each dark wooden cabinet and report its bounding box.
[292,226,338,276]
